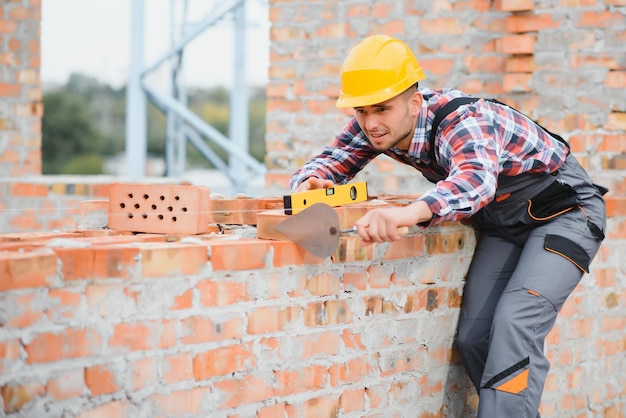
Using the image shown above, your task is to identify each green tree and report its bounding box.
[41,72,267,175]
[41,90,103,174]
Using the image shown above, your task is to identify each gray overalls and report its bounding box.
[456,153,607,417]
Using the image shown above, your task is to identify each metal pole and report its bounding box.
[125,0,147,177]
[144,84,266,175]
[228,0,248,187]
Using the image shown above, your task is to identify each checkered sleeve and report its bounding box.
[289,118,379,190]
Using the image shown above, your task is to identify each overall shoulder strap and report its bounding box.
[428,97,570,165]
[428,97,479,164]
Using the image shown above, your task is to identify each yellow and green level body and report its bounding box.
[283,182,368,215]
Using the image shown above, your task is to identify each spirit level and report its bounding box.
[283,182,368,215]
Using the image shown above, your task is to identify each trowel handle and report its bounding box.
[397,226,410,236]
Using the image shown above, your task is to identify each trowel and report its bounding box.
[274,203,408,258]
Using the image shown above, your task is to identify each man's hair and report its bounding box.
[401,82,419,99]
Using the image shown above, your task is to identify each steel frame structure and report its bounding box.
[125,0,265,190]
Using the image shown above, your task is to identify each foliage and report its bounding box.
[61,154,104,175]
[41,89,103,174]
[41,72,267,175]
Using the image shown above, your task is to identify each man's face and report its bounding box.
[353,89,422,151]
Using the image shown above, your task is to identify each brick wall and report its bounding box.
[265,0,626,195]
[0,184,624,417]
[0,0,42,177]
[0,0,625,417]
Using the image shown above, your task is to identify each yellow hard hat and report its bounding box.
[336,35,426,108]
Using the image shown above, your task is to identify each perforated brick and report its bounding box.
[107,183,211,235]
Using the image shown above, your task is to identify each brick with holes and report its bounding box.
[107,183,212,235]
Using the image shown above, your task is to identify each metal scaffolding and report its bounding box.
[125,0,266,191]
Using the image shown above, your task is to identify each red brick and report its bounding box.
[498,0,535,11]
[604,71,626,89]
[25,328,103,363]
[163,352,193,383]
[420,17,464,35]
[329,356,371,386]
[605,113,626,131]
[150,387,214,416]
[131,357,158,390]
[291,394,340,417]
[464,55,507,73]
[596,134,626,153]
[181,316,243,344]
[505,13,560,33]
[426,230,467,254]
[172,288,193,310]
[499,34,536,54]
[85,363,120,396]
[271,240,327,266]
[46,368,84,400]
[382,233,426,260]
[193,343,255,379]
[379,346,427,377]
[247,306,300,334]
[578,10,625,28]
[53,247,96,281]
[299,331,343,359]
[0,18,19,34]
[367,264,393,289]
[9,182,48,197]
[85,283,132,317]
[304,300,352,327]
[453,0,492,12]
[343,266,368,291]
[109,321,161,352]
[0,338,21,376]
[420,58,455,76]
[332,236,376,262]
[506,55,538,72]
[1,292,44,328]
[256,209,290,240]
[0,248,57,291]
[274,364,329,396]
[0,82,21,97]
[258,403,289,418]
[213,374,275,409]
[209,239,271,271]
[305,272,340,296]
[503,72,532,92]
[1,381,45,413]
[138,242,208,277]
[339,387,366,413]
[107,183,212,235]
[197,279,249,307]
[94,245,142,278]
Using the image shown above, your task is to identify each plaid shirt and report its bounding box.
[289,87,569,225]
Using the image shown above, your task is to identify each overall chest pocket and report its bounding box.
[527,179,579,221]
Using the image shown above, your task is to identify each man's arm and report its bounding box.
[289,118,379,191]
[355,200,433,245]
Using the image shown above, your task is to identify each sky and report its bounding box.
[41,0,270,90]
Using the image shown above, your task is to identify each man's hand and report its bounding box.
[355,200,433,246]
[295,177,335,192]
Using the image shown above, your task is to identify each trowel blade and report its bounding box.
[274,203,341,258]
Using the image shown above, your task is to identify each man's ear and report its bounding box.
[409,91,423,115]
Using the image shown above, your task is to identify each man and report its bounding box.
[289,34,607,417]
